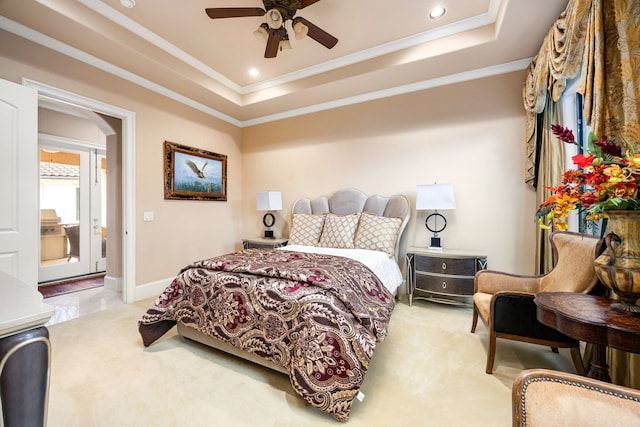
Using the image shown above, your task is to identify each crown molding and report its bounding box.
[241,58,532,127]
[0,16,242,127]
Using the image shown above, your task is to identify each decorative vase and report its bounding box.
[593,210,640,314]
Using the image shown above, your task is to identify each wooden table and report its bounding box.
[535,292,640,382]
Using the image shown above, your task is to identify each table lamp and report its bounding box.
[256,191,282,238]
[416,183,456,250]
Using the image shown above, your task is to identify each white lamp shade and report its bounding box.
[293,20,308,39]
[253,24,269,42]
[266,9,283,29]
[257,191,282,211]
[416,184,456,210]
[279,39,292,50]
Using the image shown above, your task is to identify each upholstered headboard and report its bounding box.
[291,188,410,261]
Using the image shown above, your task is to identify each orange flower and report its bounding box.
[535,125,640,231]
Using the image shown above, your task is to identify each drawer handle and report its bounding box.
[442,281,447,289]
[441,262,447,270]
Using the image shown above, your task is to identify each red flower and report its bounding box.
[580,192,598,207]
[551,124,576,144]
[572,153,595,168]
[586,165,609,186]
[593,136,623,157]
[562,169,587,184]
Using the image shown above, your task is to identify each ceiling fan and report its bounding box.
[205,0,338,58]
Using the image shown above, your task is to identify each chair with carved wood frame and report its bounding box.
[471,231,604,374]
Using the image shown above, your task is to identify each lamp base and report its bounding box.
[263,230,274,239]
[428,236,443,251]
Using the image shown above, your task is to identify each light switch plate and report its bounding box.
[143,211,154,222]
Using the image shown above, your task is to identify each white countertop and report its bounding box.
[0,271,54,338]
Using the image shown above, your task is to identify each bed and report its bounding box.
[138,188,410,421]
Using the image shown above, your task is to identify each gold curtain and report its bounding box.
[523,0,592,186]
[534,98,565,274]
[523,0,640,388]
[525,0,640,183]
[589,0,640,389]
[579,0,640,145]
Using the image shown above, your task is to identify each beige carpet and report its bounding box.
[45,298,577,426]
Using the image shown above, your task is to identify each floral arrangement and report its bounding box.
[535,124,640,230]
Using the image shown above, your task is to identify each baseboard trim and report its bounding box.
[104,275,121,292]
[135,277,173,302]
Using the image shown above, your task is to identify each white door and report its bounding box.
[38,138,107,283]
[0,79,38,286]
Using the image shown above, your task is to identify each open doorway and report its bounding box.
[25,79,136,304]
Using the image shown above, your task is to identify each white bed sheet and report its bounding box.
[277,245,403,295]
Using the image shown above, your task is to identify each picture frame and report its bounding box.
[164,141,227,201]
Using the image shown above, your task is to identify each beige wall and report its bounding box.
[242,71,537,275]
[1,31,537,295]
[0,35,243,286]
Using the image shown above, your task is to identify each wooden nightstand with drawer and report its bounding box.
[406,247,487,306]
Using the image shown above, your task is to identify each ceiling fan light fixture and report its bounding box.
[266,9,283,29]
[293,20,309,40]
[279,39,292,50]
[429,6,446,19]
[253,24,269,42]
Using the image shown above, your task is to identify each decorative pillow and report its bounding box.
[355,213,403,257]
[287,214,325,246]
[318,213,361,249]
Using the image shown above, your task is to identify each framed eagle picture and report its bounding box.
[164,141,227,201]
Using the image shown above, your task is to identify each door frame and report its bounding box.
[24,79,136,304]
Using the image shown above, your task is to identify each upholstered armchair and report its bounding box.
[471,231,604,374]
[512,369,640,426]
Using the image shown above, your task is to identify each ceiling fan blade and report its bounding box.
[296,17,338,49]
[264,29,280,58]
[299,0,322,8]
[205,8,265,19]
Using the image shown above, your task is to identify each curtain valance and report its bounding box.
[524,0,640,186]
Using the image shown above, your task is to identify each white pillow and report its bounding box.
[318,213,361,249]
[287,214,325,246]
[355,213,402,257]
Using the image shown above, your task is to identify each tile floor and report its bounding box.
[43,286,124,326]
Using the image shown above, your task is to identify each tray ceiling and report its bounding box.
[0,0,568,125]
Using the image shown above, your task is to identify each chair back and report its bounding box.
[540,232,603,293]
[64,224,80,258]
[513,369,640,427]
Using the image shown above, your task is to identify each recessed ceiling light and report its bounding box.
[248,68,260,78]
[120,0,136,8]
[429,6,446,19]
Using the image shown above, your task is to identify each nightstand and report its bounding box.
[242,237,288,249]
[406,247,487,306]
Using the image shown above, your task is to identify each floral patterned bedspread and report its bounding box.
[138,249,395,421]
